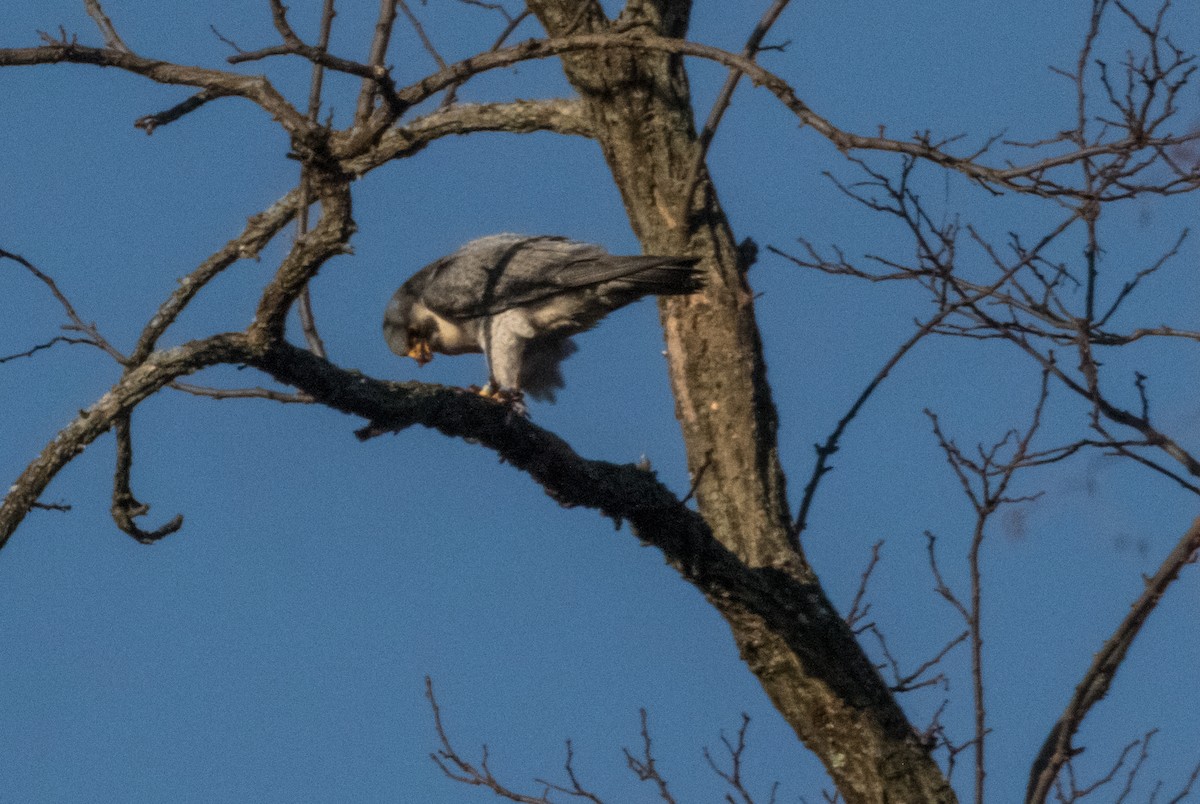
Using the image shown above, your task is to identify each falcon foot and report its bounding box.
[469,385,528,417]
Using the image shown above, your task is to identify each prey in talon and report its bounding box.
[383,234,705,408]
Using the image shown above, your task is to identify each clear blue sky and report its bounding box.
[2,1,1198,801]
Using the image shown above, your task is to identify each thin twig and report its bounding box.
[702,714,760,804]
[83,0,130,52]
[1027,514,1200,802]
[927,368,1052,804]
[1,249,125,363]
[295,0,337,360]
[168,381,313,403]
[356,0,399,123]
[675,0,792,232]
[845,540,883,629]
[623,710,677,803]
[398,0,448,71]
[0,335,93,364]
[425,676,607,802]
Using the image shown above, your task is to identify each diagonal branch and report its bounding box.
[381,32,1199,198]
[676,0,792,228]
[82,0,130,52]
[0,333,250,549]
[398,0,448,73]
[1026,514,1200,803]
[250,183,355,344]
[131,188,300,364]
[0,38,308,134]
[246,340,947,803]
[134,88,234,134]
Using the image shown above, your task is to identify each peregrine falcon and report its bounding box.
[384,234,704,402]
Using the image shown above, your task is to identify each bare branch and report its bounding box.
[790,195,1065,541]
[676,0,793,228]
[844,540,883,629]
[134,88,233,134]
[0,333,248,549]
[1095,228,1189,327]
[928,368,1052,804]
[0,335,93,364]
[702,714,764,804]
[1,248,125,364]
[294,0,338,360]
[208,24,245,54]
[623,710,676,803]
[356,0,399,122]
[0,38,308,134]
[380,32,1199,198]
[534,740,605,803]
[110,414,183,544]
[859,621,965,694]
[425,677,555,803]
[1027,515,1200,802]
[1114,731,1156,803]
[1166,757,1200,804]
[398,0,449,71]
[82,0,130,52]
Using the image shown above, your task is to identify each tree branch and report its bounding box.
[0,333,249,549]
[82,0,130,53]
[0,38,308,134]
[382,32,1199,198]
[110,413,184,543]
[344,98,592,174]
[130,189,300,364]
[356,0,399,123]
[1026,514,1200,803]
[250,183,355,345]
[676,0,792,228]
[295,0,339,360]
[134,88,234,134]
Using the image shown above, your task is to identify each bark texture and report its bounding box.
[525,2,955,801]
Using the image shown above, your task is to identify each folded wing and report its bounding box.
[418,235,702,320]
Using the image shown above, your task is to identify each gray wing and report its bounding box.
[417,235,698,319]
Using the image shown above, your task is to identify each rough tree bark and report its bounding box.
[525,1,954,801]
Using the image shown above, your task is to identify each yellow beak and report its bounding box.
[406,338,433,366]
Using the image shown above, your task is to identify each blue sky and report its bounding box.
[2,1,1199,801]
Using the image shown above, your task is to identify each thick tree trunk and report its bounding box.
[525,2,956,801]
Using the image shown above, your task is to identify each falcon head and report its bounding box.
[384,270,485,367]
[382,284,435,366]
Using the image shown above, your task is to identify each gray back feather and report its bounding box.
[414,235,701,319]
